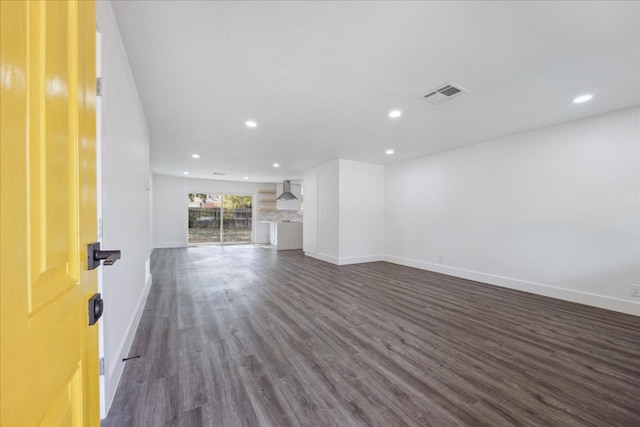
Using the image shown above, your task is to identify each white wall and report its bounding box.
[153,174,274,248]
[302,168,318,254]
[385,107,640,316]
[304,160,339,263]
[317,160,340,262]
[97,1,152,416]
[339,160,385,263]
[303,159,384,265]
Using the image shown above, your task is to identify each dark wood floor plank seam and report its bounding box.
[103,247,640,427]
[305,265,640,383]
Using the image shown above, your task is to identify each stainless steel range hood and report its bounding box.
[277,180,298,201]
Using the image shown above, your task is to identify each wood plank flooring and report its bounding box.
[102,247,640,426]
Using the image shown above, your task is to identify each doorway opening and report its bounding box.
[188,193,253,245]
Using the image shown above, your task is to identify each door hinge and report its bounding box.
[96,77,102,97]
[99,357,105,376]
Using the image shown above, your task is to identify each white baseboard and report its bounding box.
[305,252,340,265]
[384,255,639,316]
[103,271,153,418]
[337,254,384,265]
[153,241,186,249]
[305,252,384,266]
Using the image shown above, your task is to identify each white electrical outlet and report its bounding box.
[630,285,640,297]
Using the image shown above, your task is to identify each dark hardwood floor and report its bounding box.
[102,246,640,426]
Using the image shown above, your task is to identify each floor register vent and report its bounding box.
[419,82,468,105]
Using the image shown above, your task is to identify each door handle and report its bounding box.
[87,242,121,270]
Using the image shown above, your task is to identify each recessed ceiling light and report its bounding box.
[572,94,593,104]
[192,154,200,158]
[388,110,402,118]
[245,120,257,128]
[273,163,280,168]
[183,171,189,175]
[385,149,395,155]
[244,176,249,180]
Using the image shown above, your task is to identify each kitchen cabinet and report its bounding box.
[255,222,270,244]
[276,183,302,211]
[275,222,302,250]
[259,221,303,250]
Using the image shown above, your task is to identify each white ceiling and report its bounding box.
[111,1,639,183]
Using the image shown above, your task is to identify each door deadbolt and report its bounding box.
[88,293,104,326]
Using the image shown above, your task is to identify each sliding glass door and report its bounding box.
[221,195,252,244]
[188,193,252,245]
[188,193,221,244]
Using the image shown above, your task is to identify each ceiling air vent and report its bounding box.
[419,83,468,105]
[212,172,226,176]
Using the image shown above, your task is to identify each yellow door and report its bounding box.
[1,1,99,425]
